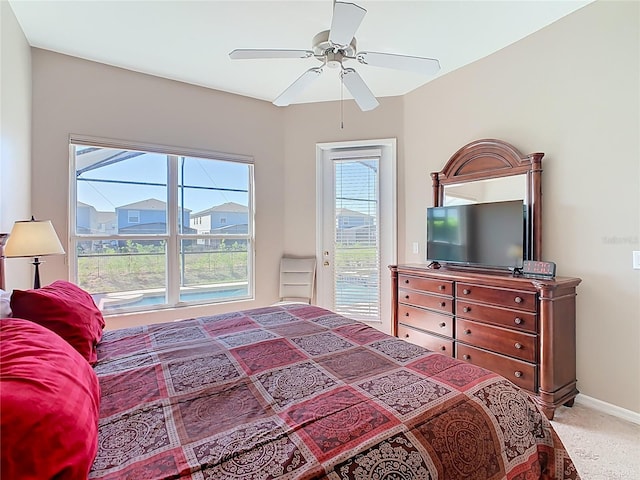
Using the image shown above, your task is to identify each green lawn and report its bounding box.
[78,243,376,295]
[78,250,248,294]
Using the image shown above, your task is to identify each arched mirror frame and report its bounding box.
[430,138,544,262]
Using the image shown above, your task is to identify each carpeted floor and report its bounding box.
[551,402,640,479]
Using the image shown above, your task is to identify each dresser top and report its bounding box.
[391,264,582,290]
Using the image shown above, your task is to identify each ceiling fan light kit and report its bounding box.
[229,1,440,111]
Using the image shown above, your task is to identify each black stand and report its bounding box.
[32,257,42,289]
[0,233,8,290]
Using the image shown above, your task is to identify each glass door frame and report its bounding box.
[315,139,397,334]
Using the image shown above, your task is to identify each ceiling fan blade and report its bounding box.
[329,1,366,47]
[229,49,314,60]
[340,68,379,111]
[356,51,441,75]
[273,67,323,107]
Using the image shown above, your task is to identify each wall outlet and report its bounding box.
[412,242,419,254]
[633,251,640,270]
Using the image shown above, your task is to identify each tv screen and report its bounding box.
[426,200,525,269]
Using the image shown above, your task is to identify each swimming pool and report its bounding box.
[102,286,249,311]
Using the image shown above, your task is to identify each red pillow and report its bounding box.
[0,317,101,479]
[10,280,105,364]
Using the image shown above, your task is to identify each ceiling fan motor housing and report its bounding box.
[312,29,357,67]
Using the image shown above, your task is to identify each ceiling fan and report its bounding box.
[229,1,440,111]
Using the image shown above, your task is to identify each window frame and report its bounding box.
[127,210,140,224]
[68,135,255,313]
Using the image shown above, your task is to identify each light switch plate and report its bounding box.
[412,242,419,254]
[633,251,640,270]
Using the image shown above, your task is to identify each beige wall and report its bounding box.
[29,49,287,328]
[0,0,32,288]
[281,98,403,255]
[10,0,639,413]
[402,0,639,413]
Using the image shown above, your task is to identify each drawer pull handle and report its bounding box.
[439,322,446,328]
[440,346,446,351]
[464,329,471,335]
[514,296,523,304]
[405,279,410,284]
[463,289,471,295]
[440,302,446,307]
[404,333,410,338]
[514,317,523,325]
[462,354,470,360]
[405,295,410,299]
[438,285,445,290]
[463,307,470,313]
[405,312,410,317]
[514,371,523,378]
[515,342,523,349]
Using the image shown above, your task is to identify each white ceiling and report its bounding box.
[9,0,592,106]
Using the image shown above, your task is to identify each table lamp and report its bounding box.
[4,217,65,289]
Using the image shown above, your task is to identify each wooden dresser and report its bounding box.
[390,264,581,420]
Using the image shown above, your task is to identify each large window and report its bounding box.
[70,137,254,314]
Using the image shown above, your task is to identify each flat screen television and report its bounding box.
[426,199,526,269]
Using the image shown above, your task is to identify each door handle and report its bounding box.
[323,261,330,266]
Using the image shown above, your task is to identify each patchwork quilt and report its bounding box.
[90,304,580,479]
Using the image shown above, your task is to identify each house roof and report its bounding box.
[193,202,248,216]
[117,198,167,210]
[77,201,95,210]
[117,198,192,212]
[336,208,373,218]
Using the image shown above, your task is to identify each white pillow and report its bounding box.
[0,289,11,317]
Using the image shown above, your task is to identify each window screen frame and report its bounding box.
[68,134,255,313]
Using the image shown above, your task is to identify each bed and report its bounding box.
[1,280,580,479]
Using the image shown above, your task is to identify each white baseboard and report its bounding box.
[575,394,640,425]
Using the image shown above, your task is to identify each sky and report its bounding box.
[76,148,249,214]
[75,146,379,218]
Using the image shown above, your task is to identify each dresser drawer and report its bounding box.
[398,274,453,296]
[457,318,537,363]
[456,343,537,392]
[457,283,536,312]
[398,325,454,357]
[399,289,453,314]
[456,300,537,333]
[398,304,453,338]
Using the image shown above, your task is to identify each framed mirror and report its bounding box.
[442,175,527,206]
[431,139,544,262]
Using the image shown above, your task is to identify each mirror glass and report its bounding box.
[443,174,527,206]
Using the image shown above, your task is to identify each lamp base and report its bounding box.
[32,257,42,289]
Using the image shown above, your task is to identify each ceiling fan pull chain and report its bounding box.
[340,69,344,129]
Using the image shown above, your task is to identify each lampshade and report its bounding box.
[5,218,65,258]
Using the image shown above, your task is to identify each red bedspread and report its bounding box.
[90,304,580,479]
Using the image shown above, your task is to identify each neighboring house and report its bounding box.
[116,198,192,234]
[76,202,118,252]
[190,202,248,247]
[76,201,99,234]
[77,201,118,235]
[336,208,376,246]
[96,211,117,236]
